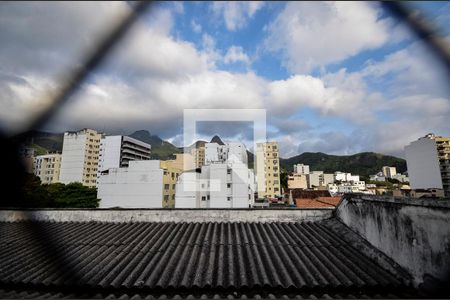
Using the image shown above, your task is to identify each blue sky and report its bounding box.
[0,1,449,158]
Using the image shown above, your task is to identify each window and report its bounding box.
[201,196,206,201]
[207,195,210,200]
[164,184,170,190]
[274,188,279,192]
[227,183,231,188]
[164,195,169,201]
[172,194,175,200]
[172,184,176,189]
[227,169,231,174]
[227,197,231,201]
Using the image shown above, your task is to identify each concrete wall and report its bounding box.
[98,160,163,208]
[336,195,450,286]
[0,208,333,223]
[59,132,86,184]
[405,137,443,189]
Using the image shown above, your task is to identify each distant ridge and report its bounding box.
[21,130,407,176]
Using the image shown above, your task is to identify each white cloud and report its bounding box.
[265,2,391,73]
[212,1,264,31]
[0,1,449,158]
[224,46,250,65]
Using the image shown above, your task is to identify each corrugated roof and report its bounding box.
[0,219,413,298]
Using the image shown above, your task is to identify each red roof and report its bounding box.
[295,197,342,208]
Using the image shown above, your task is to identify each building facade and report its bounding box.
[59,129,102,187]
[293,164,310,175]
[33,154,62,184]
[256,142,281,199]
[382,166,397,178]
[405,133,449,197]
[98,160,181,208]
[307,171,334,189]
[192,146,205,169]
[175,162,255,208]
[205,142,248,165]
[98,135,151,174]
[288,173,308,189]
[176,142,254,208]
[334,172,360,182]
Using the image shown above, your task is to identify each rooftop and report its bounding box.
[0,196,449,299]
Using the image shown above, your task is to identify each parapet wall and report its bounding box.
[0,208,333,223]
[336,195,450,287]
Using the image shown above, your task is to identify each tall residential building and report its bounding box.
[382,166,397,179]
[205,142,248,165]
[405,133,450,197]
[175,162,255,208]
[175,142,255,208]
[98,135,151,173]
[98,160,181,208]
[59,129,101,187]
[33,154,62,184]
[256,142,281,199]
[293,164,310,175]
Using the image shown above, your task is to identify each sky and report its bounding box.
[0,1,449,158]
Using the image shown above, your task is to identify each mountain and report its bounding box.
[280,152,407,177]
[18,130,64,155]
[19,130,406,177]
[129,130,181,160]
[210,135,225,145]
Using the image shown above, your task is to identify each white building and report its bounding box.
[59,129,102,187]
[33,153,62,184]
[205,142,248,165]
[175,162,255,208]
[98,135,151,174]
[98,160,164,208]
[405,136,443,190]
[370,173,386,182]
[307,171,334,189]
[176,141,255,208]
[382,166,397,178]
[334,172,360,182]
[392,173,409,183]
[293,164,310,175]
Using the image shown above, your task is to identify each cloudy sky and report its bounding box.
[1,1,449,158]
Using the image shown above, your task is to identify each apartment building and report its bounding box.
[293,164,310,175]
[405,133,450,197]
[175,162,255,208]
[205,142,248,165]
[98,160,181,208]
[33,153,62,184]
[175,142,255,208]
[288,173,308,189]
[334,172,360,182]
[59,129,102,187]
[306,171,334,189]
[98,135,151,174]
[382,166,397,178]
[192,146,205,169]
[256,142,281,199]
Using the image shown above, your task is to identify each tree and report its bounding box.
[8,175,100,208]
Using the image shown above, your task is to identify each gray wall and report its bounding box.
[0,208,333,223]
[336,195,450,286]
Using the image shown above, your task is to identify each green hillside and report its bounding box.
[280,152,407,177]
[129,130,182,160]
